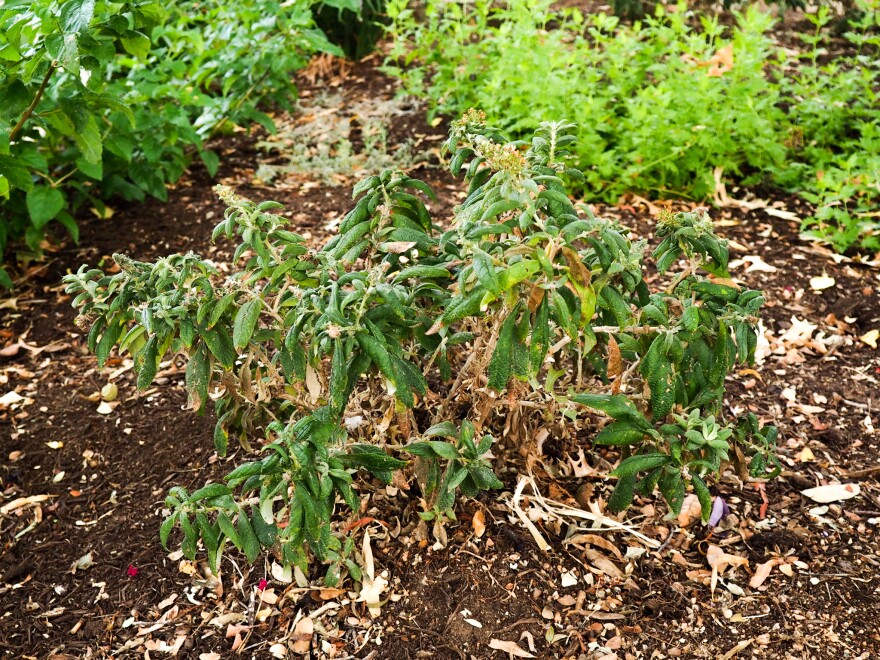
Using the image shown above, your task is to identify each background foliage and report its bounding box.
[0,0,380,286]
[385,0,880,253]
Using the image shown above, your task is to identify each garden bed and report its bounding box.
[2,57,879,659]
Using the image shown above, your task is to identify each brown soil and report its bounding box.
[2,56,879,660]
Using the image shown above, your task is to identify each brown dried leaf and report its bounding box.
[561,247,592,288]
[607,335,623,394]
[488,639,536,658]
[706,544,749,594]
[749,559,778,589]
[704,44,734,77]
[472,509,486,538]
[527,285,545,313]
[585,548,624,579]
[676,494,703,528]
[380,241,417,254]
[291,617,314,654]
[801,483,860,503]
[566,533,624,561]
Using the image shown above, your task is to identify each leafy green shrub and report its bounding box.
[0,0,163,287]
[0,0,350,285]
[385,0,880,252]
[611,0,811,21]
[782,6,880,251]
[64,113,777,581]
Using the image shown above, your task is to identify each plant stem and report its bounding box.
[591,325,658,335]
[10,63,56,142]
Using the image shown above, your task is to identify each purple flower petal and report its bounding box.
[708,496,730,527]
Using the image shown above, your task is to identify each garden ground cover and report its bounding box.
[1,51,880,659]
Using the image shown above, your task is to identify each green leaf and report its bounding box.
[529,295,550,372]
[329,338,349,412]
[610,453,671,478]
[424,441,458,460]
[120,30,151,59]
[217,511,240,547]
[468,464,503,490]
[571,393,650,429]
[423,421,459,438]
[607,474,636,513]
[213,421,229,457]
[251,506,278,547]
[136,334,159,389]
[185,343,211,412]
[658,470,686,516]
[594,421,647,446]
[95,320,122,368]
[26,187,65,229]
[336,445,407,482]
[233,298,262,350]
[200,326,236,368]
[159,513,177,549]
[401,441,436,458]
[189,483,232,502]
[393,265,451,282]
[180,514,198,560]
[600,286,632,326]
[237,513,261,562]
[436,288,484,329]
[357,332,394,383]
[200,149,220,177]
[208,294,235,328]
[61,0,96,34]
[472,250,501,295]
[46,33,79,71]
[648,361,674,421]
[690,474,712,523]
[197,513,219,556]
[73,116,102,165]
[488,309,518,390]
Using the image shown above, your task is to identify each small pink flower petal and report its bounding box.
[258,578,268,591]
[127,565,139,577]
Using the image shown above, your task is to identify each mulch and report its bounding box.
[1,53,879,660]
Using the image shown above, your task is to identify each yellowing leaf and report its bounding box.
[809,275,835,291]
[797,447,815,462]
[562,246,592,288]
[860,329,879,349]
[357,531,388,617]
[100,382,118,401]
